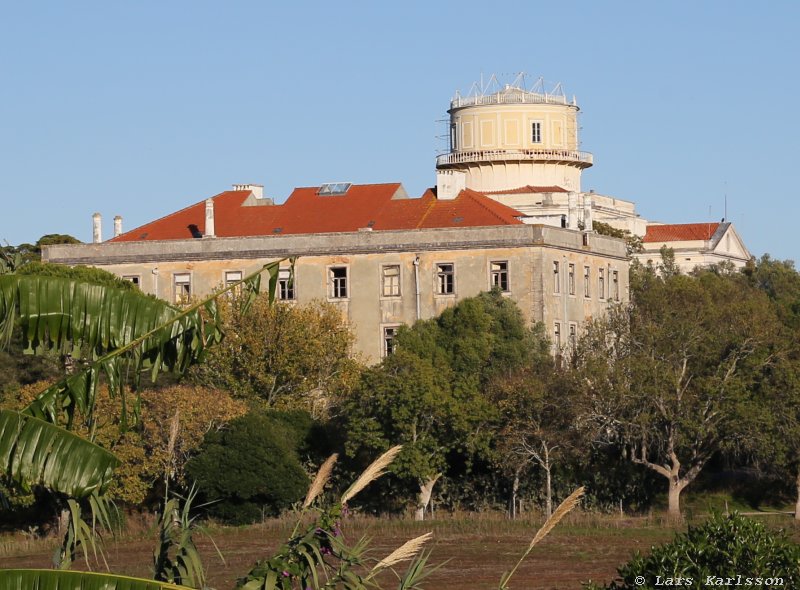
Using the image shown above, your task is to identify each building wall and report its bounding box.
[44,225,628,363]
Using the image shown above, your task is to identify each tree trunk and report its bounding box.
[509,468,521,520]
[667,477,686,521]
[415,474,441,521]
[795,469,800,521]
[544,465,553,519]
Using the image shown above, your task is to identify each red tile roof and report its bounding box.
[482,185,569,194]
[110,183,524,242]
[643,223,720,243]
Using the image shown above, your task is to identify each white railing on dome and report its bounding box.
[450,92,571,109]
[436,149,593,167]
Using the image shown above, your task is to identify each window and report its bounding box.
[553,261,560,293]
[583,266,591,298]
[436,263,455,295]
[329,267,348,299]
[612,270,620,301]
[450,124,457,151]
[569,323,577,352]
[383,326,399,357]
[568,264,575,295]
[278,268,295,301]
[490,261,509,292]
[531,121,542,144]
[381,265,401,297]
[173,273,191,305]
[123,275,140,288]
[598,268,606,300]
[224,271,242,287]
[554,322,561,349]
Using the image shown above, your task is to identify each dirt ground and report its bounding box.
[0,514,684,589]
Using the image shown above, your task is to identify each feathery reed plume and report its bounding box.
[369,532,433,577]
[341,445,402,504]
[499,487,585,590]
[303,453,338,508]
[527,486,585,550]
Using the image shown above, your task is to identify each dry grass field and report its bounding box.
[0,511,689,589]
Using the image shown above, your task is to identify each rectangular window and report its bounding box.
[224,271,242,287]
[278,268,295,301]
[329,267,348,299]
[383,326,399,357]
[553,261,560,293]
[531,121,542,144]
[554,322,561,350]
[173,273,191,305]
[490,261,509,292]
[122,275,140,288]
[612,270,620,301]
[381,265,401,297]
[436,263,455,295]
[569,323,577,352]
[584,266,591,298]
[599,268,606,300]
[568,263,575,295]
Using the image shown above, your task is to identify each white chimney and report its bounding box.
[583,196,593,232]
[204,198,215,238]
[233,183,264,199]
[567,192,578,230]
[436,169,466,201]
[92,213,102,243]
[113,215,123,237]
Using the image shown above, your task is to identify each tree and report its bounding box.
[742,255,800,519]
[492,366,580,518]
[577,266,779,519]
[342,290,534,519]
[186,410,311,524]
[190,297,360,415]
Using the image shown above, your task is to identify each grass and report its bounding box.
[1,503,798,589]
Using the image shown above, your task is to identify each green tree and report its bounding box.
[190,297,360,415]
[342,290,534,519]
[577,266,779,519]
[186,410,311,524]
[743,255,800,518]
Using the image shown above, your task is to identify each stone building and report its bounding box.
[44,180,628,363]
[436,75,750,267]
[635,222,751,272]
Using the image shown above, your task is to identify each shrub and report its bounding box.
[586,513,800,589]
[186,410,310,524]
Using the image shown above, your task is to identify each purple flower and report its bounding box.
[281,571,290,577]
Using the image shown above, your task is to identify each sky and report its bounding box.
[1,1,798,261]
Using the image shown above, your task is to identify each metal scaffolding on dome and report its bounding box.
[451,72,576,109]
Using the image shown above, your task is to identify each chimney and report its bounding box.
[113,215,123,238]
[204,199,215,238]
[567,192,578,230]
[233,183,264,199]
[583,197,593,232]
[92,213,102,243]
[436,169,466,201]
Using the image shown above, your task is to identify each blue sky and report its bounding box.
[1,1,798,261]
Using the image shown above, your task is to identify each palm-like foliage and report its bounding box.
[0,569,193,589]
[0,264,278,499]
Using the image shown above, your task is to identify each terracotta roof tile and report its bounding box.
[110,183,524,242]
[643,223,720,243]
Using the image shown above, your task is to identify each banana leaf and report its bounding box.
[0,569,193,589]
[0,410,118,497]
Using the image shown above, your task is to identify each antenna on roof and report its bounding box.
[724,181,728,221]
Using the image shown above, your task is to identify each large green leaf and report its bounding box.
[0,410,118,497]
[0,569,192,589]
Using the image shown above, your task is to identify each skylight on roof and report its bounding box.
[318,182,352,196]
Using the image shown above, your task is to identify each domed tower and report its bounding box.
[436,75,593,193]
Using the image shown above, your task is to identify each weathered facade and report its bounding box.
[43,184,628,363]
